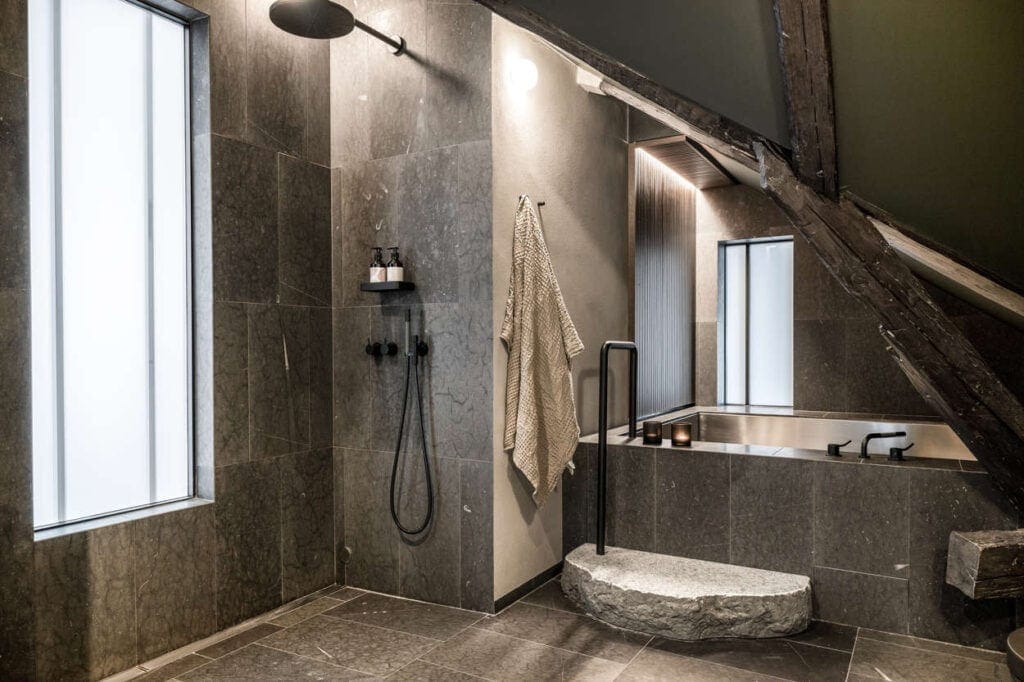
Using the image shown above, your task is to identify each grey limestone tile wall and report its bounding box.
[694,184,934,416]
[33,504,218,680]
[330,0,494,612]
[4,1,337,679]
[564,443,1019,650]
[0,0,34,677]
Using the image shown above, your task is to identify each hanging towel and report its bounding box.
[501,195,584,506]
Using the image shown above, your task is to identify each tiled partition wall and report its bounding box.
[0,0,33,674]
[329,0,495,611]
[564,441,1019,651]
[0,1,336,679]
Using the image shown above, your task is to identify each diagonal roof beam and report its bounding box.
[772,0,839,197]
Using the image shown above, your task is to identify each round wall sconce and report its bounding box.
[506,57,538,91]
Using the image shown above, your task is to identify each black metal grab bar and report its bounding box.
[597,341,638,555]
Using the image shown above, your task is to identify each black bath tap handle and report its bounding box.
[889,442,915,461]
[365,340,382,357]
[827,440,851,457]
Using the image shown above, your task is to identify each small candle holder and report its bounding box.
[671,422,692,447]
[643,420,663,445]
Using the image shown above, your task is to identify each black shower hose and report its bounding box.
[389,343,434,535]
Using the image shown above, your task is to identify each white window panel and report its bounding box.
[722,243,748,405]
[720,239,793,408]
[29,0,192,528]
[748,240,794,407]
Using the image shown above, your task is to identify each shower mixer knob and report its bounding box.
[365,340,382,357]
[385,340,399,356]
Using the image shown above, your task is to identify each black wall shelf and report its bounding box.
[360,281,415,292]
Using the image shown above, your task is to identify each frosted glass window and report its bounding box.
[29,0,192,528]
[720,239,793,407]
[722,244,747,404]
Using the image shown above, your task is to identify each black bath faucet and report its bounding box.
[860,431,907,459]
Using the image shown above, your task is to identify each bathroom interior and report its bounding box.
[1,0,1023,680]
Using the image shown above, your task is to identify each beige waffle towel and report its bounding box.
[501,195,584,506]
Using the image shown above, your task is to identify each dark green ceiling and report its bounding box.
[829,0,1024,291]
[512,0,789,143]
[510,0,1024,290]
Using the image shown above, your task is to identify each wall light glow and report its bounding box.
[506,57,538,92]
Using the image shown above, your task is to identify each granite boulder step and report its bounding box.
[562,543,811,640]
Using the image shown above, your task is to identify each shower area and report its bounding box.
[3,0,1023,679]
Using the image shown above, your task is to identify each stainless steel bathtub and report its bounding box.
[637,409,974,461]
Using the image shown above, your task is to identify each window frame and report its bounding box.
[717,236,794,408]
[30,0,197,531]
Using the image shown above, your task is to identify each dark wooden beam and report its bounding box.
[772,0,838,197]
[473,0,764,166]
[757,143,1024,511]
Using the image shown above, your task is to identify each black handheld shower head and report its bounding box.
[269,0,406,54]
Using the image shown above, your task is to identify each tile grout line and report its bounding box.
[464,623,633,667]
[644,644,794,682]
[614,633,655,680]
[844,628,859,682]
[778,637,857,655]
[405,622,495,681]
[856,633,1009,665]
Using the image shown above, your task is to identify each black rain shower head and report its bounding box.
[269,0,406,55]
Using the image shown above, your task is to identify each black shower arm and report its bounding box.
[354,19,406,55]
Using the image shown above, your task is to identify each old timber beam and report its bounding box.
[772,0,838,197]
[757,143,1024,511]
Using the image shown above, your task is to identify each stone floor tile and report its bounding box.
[258,615,437,676]
[422,627,624,681]
[179,644,371,680]
[322,592,483,641]
[477,602,649,663]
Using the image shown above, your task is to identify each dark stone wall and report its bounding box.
[0,0,336,678]
[329,0,494,612]
[694,184,934,417]
[564,442,1019,651]
[0,0,35,677]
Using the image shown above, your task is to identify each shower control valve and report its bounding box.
[384,339,399,356]
[365,340,382,357]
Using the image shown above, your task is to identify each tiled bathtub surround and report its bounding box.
[329,0,495,611]
[564,439,1019,651]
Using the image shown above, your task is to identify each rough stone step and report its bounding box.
[562,543,812,641]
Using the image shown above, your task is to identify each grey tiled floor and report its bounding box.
[112,578,1013,681]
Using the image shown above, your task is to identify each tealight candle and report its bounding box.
[671,422,692,447]
[643,420,663,445]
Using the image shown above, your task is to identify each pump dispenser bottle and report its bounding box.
[369,247,386,283]
[386,247,404,282]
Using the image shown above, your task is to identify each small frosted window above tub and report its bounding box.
[719,239,793,407]
[29,0,192,528]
